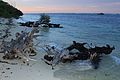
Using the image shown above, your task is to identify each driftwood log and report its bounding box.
[42,41,115,69]
[0,26,39,61]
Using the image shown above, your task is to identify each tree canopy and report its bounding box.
[0,0,23,19]
[38,14,50,24]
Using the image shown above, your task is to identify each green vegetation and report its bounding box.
[38,13,50,24]
[0,0,23,19]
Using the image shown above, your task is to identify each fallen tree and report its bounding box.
[0,26,40,61]
[42,41,115,69]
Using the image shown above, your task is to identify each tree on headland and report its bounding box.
[38,13,50,24]
[0,0,23,19]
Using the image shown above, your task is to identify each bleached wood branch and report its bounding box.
[0,26,39,61]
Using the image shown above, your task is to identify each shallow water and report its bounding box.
[2,13,120,80]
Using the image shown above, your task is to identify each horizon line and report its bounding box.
[23,12,120,14]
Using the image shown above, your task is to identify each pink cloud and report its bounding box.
[17,5,99,13]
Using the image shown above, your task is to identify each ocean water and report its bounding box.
[16,13,120,80]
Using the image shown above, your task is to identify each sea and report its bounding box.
[3,13,120,80]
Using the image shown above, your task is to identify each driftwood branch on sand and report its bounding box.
[0,60,18,65]
[0,26,40,62]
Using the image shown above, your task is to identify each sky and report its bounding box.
[4,0,120,13]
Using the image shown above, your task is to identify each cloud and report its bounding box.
[93,2,120,13]
[7,0,120,13]
[17,5,99,13]
[99,2,120,6]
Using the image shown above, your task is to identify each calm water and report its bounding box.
[17,13,120,80]
[18,13,120,54]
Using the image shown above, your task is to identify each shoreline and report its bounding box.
[0,16,120,80]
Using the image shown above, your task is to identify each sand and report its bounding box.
[0,53,61,80]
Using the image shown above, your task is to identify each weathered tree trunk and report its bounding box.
[0,26,39,61]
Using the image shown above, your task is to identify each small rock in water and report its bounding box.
[27,63,29,66]
[4,76,8,78]
[6,68,10,70]
[105,73,110,76]
[2,71,5,73]
[23,61,25,64]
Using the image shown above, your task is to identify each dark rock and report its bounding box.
[48,23,63,28]
[97,13,104,15]
[19,22,63,28]
[44,55,53,61]
[19,21,35,27]
[2,71,5,73]
[6,68,10,70]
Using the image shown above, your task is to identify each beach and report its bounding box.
[0,13,120,80]
[0,53,60,80]
[0,24,60,80]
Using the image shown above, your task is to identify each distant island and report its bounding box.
[97,13,104,15]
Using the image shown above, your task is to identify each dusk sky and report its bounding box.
[4,0,120,13]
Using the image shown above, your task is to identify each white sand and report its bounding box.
[0,51,60,80]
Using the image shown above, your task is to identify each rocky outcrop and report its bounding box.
[19,21,63,28]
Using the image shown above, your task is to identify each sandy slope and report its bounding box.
[0,51,60,80]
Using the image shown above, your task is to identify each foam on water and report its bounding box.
[111,55,120,65]
[68,60,92,71]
